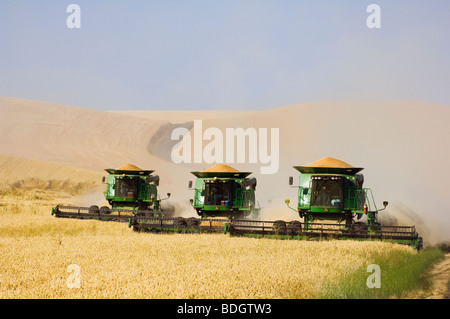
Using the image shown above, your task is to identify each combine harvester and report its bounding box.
[130,164,260,232]
[53,160,423,249]
[52,164,172,222]
[226,157,423,250]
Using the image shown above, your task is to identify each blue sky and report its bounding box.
[0,1,449,110]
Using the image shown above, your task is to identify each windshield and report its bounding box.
[115,177,138,198]
[204,180,232,205]
[311,176,342,207]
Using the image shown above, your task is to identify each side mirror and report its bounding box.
[383,201,388,207]
[102,176,106,183]
[189,199,194,205]
[289,176,293,186]
[167,193,171,198]
[285,199,290,205]
[188,181,193,188]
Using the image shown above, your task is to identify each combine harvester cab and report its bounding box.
[288,157,379,229]
[189,164,259,219]
[52,164,172,222]
[227,158,423,250]
[130,164,260,233]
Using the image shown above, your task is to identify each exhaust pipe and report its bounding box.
[243,177,257,190]
[146,175,160,186]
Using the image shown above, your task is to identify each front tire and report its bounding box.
[89,205,99,214]
[273,220,287,235]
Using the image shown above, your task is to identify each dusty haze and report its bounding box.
[1,96,449,244]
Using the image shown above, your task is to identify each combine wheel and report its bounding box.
[288,220,302,236]
[99,206,111,214]
[273,220,287,235]
[89,205,99,214]
[352,222,368,235]
[186,217,200,228]
[173,217,187,229]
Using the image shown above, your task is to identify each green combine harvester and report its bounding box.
[52,164,172,222]
[226,157,423,250]
[53,159,423,250]
[189,164,259,219]
[129,164,260,232]
[288,157,382,229]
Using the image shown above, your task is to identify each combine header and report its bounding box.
[130,164,260,232]
[225,158,423,250]
[52,164,172,222]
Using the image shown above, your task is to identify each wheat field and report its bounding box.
[0,179,421,299]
